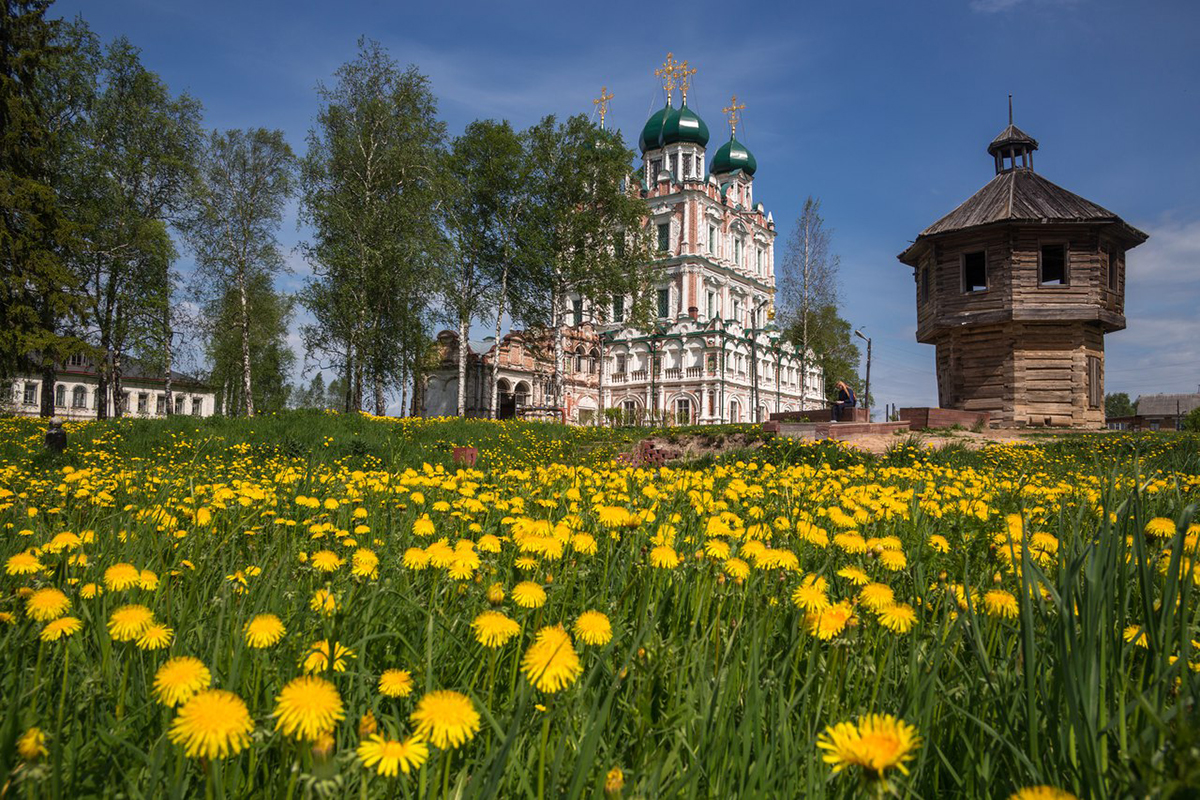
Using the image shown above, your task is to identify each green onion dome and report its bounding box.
[660,102,709,148]
[639,105,670,153]
[710,136,757,177]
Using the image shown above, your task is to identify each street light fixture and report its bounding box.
[854,329,872,421]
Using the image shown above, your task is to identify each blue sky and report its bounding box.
[55,0,1200,409]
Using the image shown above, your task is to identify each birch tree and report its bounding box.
[300,40,445,415]
[779,196,840,409]
[442,119,523,416]
[184,128,294,417]
[514,115,654,409]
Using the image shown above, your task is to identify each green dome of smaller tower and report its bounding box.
[639,105,670,153]
[710,136,757,177]
[660,102,709,147]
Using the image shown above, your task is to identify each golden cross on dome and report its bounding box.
[593,86,614,129]
[723,94,746,137]
[655,52,680,102]
[677,61,696,104]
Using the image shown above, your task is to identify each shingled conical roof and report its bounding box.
[919,169,1125,237]
[899,151,1147,265]
[987,123,1038,156]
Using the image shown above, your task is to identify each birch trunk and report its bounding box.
[373,372,385,415]
[238,271,255,417]
[457,314,469,417]
[489,268,506,420]
[163,310,173,417]
[111,351,124,418]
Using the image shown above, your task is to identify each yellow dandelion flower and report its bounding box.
[17,727,48,761]
[877,603,917,634]
[604,766,625,795]
[486,582,505,605]
[573,610,613,646]
[724,557,750,580]
[26,587,70,621]
[1145,517,1176,539]
[792,580,831,613]
[928,534,950,553]
[571,533,598,555]
[512,581,547,609]
[410,690,480,749]
[310,550,344,572]
[136,623,174,650]
[597,505,634,528]
[154,656,212,707]
[107,604,154,642]
[351,548,379,579]
[984,589,1019,619]
[879,549,907,571]
[817,713,921,781]
[650,545,680,569]
[521,625,582,693]
[274,675,345,741]
[169,689,254,759]
[473,611,521,648]
[103,563,141,591]
[403,547,430,570]
[1123,625,1148,648]
[805,601,856,640]
[379,668,414,698]
[704,538,731,560]
[837,566,870,586]
[412,515,436,537]
[80,582,102,599]
[1008,788,1079,800]
[301,639,356,673]
[859,583,895,612]
[310,588,338,615]
[357,734,428,777]
[139,570,159,590]
[40,616,82,642]
[244,614,286,648]
[5,552,43,576]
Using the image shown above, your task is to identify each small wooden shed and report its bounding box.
[898,115,1148,427]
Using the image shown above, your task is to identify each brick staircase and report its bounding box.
[615,439,674,467]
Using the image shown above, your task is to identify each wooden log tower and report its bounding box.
[897,108,1148,427]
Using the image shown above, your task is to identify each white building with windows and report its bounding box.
[423,66,824,425]
[4,355,216,420]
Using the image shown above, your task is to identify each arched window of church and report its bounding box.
[71,386,86,408]
[55,384,65,407]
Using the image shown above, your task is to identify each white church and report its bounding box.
[424,57,824,424]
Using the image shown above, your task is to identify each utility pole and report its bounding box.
[855,329,872,421]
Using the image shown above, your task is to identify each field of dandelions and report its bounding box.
[1,411,1198,799]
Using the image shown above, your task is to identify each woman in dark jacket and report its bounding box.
[832,381,856,422]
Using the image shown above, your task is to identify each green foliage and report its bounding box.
[0,0,86,387]
[204,273,296,414]
[299,39,446,413]
[784,302,862,400]
[185,127,295,416]
[1180,406,1200,432]
[1106,391,1135,419]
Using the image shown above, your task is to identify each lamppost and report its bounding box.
[854,329,872,421]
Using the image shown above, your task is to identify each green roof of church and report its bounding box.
[660,102,709,147]
[711,136,757,176]
[639,105,670,153]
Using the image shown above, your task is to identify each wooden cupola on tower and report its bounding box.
[898,103,1148,427]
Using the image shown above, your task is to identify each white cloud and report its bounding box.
[969,0,1080,12]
